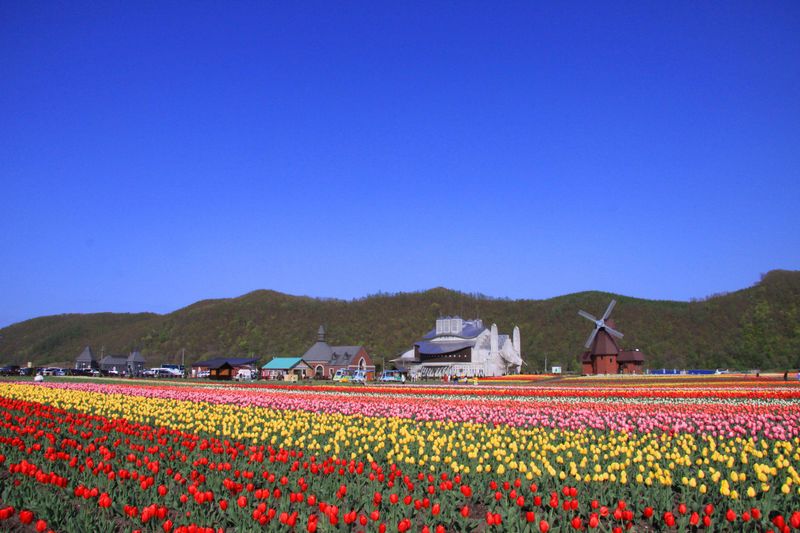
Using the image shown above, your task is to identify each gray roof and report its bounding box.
[303,341,333,361]
[422,320,487,340]
[76,346,96,363]
[302,326,364,365]
[100,355,128,366]
[415,340,475,355]
[303,341,363,365]
[127,351,146,363]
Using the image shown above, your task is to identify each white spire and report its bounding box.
[490,323,498,355]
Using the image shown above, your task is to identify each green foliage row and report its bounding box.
[1,270,799,372]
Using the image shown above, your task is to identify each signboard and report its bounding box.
[551,366,562,374]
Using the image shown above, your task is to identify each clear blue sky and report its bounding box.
[1,1,799,327]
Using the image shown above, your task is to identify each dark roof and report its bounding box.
[192,357,259,369]
[76,346,96,363]
[617,350,645,363]
[415,340,475,355]
[580,350,592,364]
[127,351,146,363]
[591,329,620,356]
[100,355,128,365]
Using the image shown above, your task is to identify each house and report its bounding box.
[302,326,375,379]
[75,346,99,371]
[392,317,523,378]
[261,357,311,380]
[191,357,259,380]
[99,350,147,376]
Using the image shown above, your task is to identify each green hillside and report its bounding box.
[1,270,799,371]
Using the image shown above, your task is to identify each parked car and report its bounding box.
[333,369,354,382]
[150,367,182,378]
[234,368,256,381]
[378,370,406,383]
[18,368,34,377]
[350,369,369,384]
[0,365,20,376]
[196,370,210,379]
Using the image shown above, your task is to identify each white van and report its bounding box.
[235,368,256,381]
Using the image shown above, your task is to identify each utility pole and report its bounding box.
[181,348,186,378]
[544,355,548,374]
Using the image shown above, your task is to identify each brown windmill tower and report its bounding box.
[579,300,625,374]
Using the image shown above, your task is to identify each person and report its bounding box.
[34,373,44,383]
[784,371,789,381]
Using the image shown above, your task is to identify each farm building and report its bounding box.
[191,357,259,380]
[97,350,146,376]
[75,346,99,371]
[302,326,375,379]
[392,317,523,378]
[261,357,311,380]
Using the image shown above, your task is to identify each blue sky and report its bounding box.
[1,1,798,327]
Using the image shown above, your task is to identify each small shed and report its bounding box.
[191,357,259,380]
[261,357,311,380]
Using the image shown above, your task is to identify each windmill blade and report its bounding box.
[605,326,624,339]
[578,310,597,322]
[584,327,599,349]
[602,299,617,320]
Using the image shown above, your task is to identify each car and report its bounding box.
[150,367,182,378]
[350,369,369,384]
[196,370,210,379]
[332,369,355,382]
[0,365,20,376]
[378,370,406,383]
[52,368,66,377]
[234,368,255,381]
[18,368,34,377]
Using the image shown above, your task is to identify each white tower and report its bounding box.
[513,326,521,358]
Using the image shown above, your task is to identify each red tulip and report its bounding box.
[539,519,550,532]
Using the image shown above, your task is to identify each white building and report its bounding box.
[392,317,523,378]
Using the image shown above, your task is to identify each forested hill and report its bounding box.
[1,270,799,371]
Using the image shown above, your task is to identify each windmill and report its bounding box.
[578,299,624,349]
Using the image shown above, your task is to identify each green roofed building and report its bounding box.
[261,357,311,380]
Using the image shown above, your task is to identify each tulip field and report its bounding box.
[0,378,799,532]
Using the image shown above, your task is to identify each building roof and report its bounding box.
[100,355,128,366]
[422,319,486,340]
[302,326,365,365]
[127,351,146,363]
[415,340,475,355]
[617,350,645,363]
[303,341,333,361]
[590,329,620,356]
[76,346,96,363]
[191,357,259,369]
[262,357,307,370]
